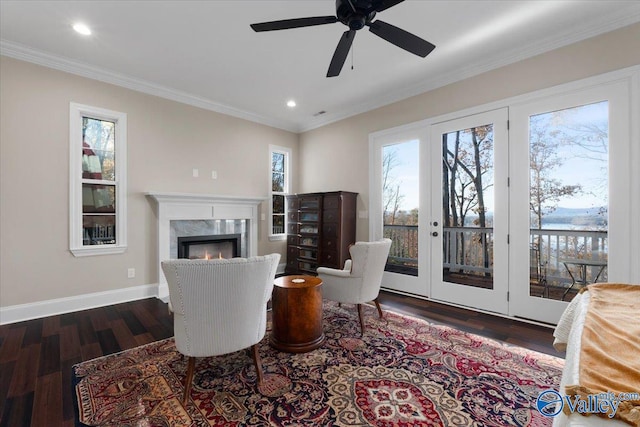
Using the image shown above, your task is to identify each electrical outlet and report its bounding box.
[211,170,218,179]
[192,168,199,178]
[127,268,135,279]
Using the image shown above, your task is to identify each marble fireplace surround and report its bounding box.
[146,192,266,298]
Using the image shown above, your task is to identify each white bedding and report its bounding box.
[552,292,629,427]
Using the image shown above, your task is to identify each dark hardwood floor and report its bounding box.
[376,291,563,357]
[0,291,563,427]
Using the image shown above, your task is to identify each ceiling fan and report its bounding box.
[250,0,435,77]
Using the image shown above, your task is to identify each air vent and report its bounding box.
[313,110,326,117]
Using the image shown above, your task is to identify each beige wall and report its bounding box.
[299,23,640,241]
[1,22,639,311]
[0,56,298,307]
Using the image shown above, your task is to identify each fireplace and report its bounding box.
[178,234,241,260]
[145,192,266,295]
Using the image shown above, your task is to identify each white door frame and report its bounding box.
[369,123,430,296]
[368,65,639,324]
[509,78,632,323]
[429,108,509,315]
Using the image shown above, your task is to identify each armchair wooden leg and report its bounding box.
[250,344,264,385]
[183,356,195,406]
[374,298,384,319]
[357,303,366,336]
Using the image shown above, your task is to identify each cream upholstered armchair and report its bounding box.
[161,253,280,405]
[317,238,392,336]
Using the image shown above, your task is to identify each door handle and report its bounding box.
[432,232,438,237]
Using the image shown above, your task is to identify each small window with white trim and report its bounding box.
[270,145,291,240]
[69,103,127,256]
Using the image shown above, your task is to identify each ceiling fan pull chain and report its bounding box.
[251,0,435,77]
[351,43,355,70]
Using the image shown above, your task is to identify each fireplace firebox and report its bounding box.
[177,234,241,260]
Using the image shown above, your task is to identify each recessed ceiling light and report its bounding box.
[286,100,296,108]
[73,23,92,36]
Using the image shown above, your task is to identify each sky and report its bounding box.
[383,100,608,213]
[384,139,420,211]
[537,101,608,209]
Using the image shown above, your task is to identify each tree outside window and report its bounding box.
[270,146,290,239]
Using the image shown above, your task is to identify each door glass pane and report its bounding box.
[382,140,419,275]
[529,101,608,301]
[442,125,494,289]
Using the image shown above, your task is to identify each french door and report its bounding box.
[429,109,509,314]
[509,81,630,323]
[371,126,427,296]
[372,72,633,324]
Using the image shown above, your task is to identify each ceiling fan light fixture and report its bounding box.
[348,15,366,30]
[72,23,92,36]
[251,0,434,77]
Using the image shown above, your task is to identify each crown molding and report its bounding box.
[0,40,301,133]
[1,4,638,135]
[297,8,640,132]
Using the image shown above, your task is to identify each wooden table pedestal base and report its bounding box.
[270,275,325,353]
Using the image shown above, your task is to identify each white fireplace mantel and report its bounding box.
[146,192,267,296]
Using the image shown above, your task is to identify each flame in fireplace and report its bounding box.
[201,251,223,260]
[177,233,240,260]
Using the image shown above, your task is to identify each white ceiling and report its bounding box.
[2,1,639,133]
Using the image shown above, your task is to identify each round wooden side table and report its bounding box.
[270,275,325,353]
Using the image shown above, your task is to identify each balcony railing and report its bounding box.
[529,228,608,285]
[383,224,608,289]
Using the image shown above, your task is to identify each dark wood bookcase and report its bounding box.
[285,191,357,275]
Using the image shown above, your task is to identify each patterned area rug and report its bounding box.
[73,302,563,426]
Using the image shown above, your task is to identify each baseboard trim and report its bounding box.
[1,263,288,324]
[157,283,169,303]
[0,283,162,325]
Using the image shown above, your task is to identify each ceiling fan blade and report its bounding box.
[367,20,435,57]
[327,30,356,77]
[250,16,338,32]
[372,0,405,13]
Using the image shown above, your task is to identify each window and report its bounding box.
[69,103,127,256]
[269,145,291,240]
